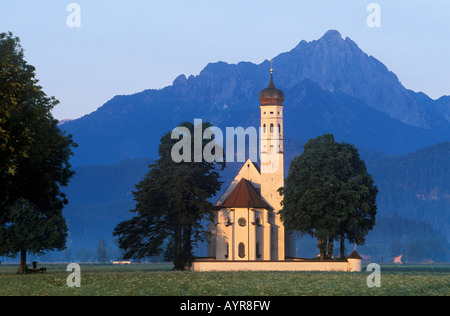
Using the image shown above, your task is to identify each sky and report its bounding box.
[1,0,449,120]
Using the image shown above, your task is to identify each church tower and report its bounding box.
[207,63,294,262]
[259,65,287,260]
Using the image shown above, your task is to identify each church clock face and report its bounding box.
[238,217,247,227]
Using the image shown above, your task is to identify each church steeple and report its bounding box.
[259,63,287,260]
[259,64,284,157]
[259,64,285,106]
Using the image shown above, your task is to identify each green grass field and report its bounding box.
[0,263,448,296]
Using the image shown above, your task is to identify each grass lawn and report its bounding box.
[0,263,448,296]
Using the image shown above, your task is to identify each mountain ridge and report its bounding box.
[61,30,450,167]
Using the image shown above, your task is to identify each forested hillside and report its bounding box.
[367,142,449,236]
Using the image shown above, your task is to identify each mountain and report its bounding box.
[61,30,450,167]
[276,30,438,129]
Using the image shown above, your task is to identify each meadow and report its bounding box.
[0,263,448,296]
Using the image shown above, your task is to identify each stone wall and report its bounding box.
[191,259,361,272]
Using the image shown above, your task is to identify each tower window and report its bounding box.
[278,124,281,133]
[225,243,229,259]
[263,124,266,133]
[270,124,274,133]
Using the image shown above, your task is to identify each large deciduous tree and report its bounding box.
[0,33,76,273]
[0,32,36,183]
[114,121,224,270]
[0,198,68,273]
[279,134,377,259]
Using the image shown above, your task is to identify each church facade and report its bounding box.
[193,67,362,272]
[207,68,295,261]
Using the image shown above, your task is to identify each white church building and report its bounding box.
[192,68,362,272]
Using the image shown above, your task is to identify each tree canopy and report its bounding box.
[114,121,224,270]
[0,198,68,272]
[279,134,377,259]
[0,32,36,177]
[0,32,76,273]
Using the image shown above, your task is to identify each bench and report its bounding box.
[28,267,47,273]
[29,262,46,273]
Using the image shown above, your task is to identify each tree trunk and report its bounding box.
[182,224,192,270]
[328,238,334,259]
[340,235,346,258]
[318,238,326,260]
[18,249,27,274]
[173,223,183,270]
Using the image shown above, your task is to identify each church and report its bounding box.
[207,66,296,261]
[192,66,362,272]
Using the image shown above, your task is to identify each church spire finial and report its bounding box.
[270,59,274,74]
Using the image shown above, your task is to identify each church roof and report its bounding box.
[347,251,362,259]
[219,178,272,210]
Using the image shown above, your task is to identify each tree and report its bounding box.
[97,239,107,263]
[0,32,35,179]
[0,33,77,273]
[406,240,425,262]
[279,134,377,260]
[113,121,224,270]
[0,199,68,273]
[334,142,378,258]
[389,239,404,258]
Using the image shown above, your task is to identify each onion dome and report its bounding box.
[259,70,285,106]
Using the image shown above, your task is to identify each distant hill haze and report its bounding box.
[61,30,449,167]
[60,142,449,259]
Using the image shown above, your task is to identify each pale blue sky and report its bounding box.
[1,0,449,120]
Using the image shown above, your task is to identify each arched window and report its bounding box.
[278,124,281,134]
[238,243,245,258]
[263,124,266,133]
[270,123,274,133]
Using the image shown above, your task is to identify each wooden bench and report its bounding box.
[29,262,46,273]
[28,267,47,273]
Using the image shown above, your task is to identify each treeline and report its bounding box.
[294,213,449,263]
[367,142,449,234]
[361,214,449,263]
[369,141,449,193]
